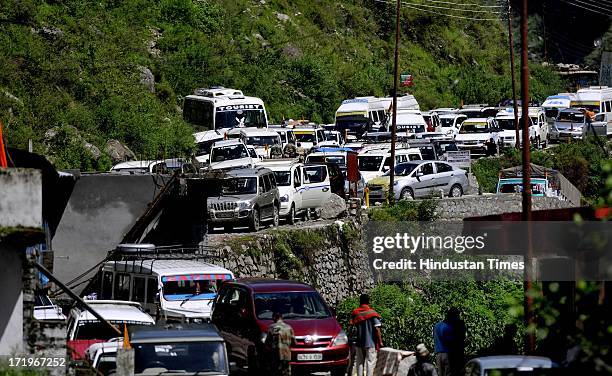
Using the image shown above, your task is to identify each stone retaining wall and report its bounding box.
[209,220,373,305]
[435,194,577,220]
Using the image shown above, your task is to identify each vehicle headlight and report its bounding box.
[238,201,251,209]
[332,331,348,347]
[280,194,289,202]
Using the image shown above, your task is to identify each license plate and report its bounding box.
[297,353,323,361]
[215,211,234,218]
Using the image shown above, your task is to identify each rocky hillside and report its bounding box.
[0,0,565,170]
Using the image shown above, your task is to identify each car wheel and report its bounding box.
[287,204,296,225]
[400,187,414,200]
[272,205,279,227]
[249,209,260,232]
[449,184,463,197]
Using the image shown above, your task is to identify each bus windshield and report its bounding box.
[162,276,230,301]
[215,109,266,128]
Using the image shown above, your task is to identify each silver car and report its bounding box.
[392,160,469,200]
[207,167,280,232]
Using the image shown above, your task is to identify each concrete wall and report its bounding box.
[52,174,161,290]
[209,221,373,305]
[435,194,577,220]
[0,169,42,228]
[0,169,42,356]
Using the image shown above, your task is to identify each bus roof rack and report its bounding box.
[113,243,222,261]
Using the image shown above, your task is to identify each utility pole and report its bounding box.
[388,0,401,204]
[508,1,520,149]
[520,0,535,355]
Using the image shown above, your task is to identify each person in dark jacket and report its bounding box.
[408,344,438,376]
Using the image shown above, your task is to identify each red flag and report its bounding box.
[0,120,7,168]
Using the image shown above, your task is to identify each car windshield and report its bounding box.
[134,341,227,374]
[497,119,516,131]
[222,177,257,195]
[557,111,584,122]
[383,163,418,177]
[246,136,280,147]
[273,171,291,186]
[211,144,248,162]
[76,321,152,340]
[162,277,226,301]
[254,291,332,320]
[215,109,266,128]
[358,155,383,171]
[196,139,221,156]
[324,132,339,141]
[460,122,490,133]
[295,133,316,143]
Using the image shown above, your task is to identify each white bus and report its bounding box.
[571,86,612,115]
[334,97,389,137]
[97,245,234,322]
[183,87,269,130]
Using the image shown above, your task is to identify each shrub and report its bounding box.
[368,199,438,222]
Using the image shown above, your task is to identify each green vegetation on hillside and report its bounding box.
[1,0,565,170]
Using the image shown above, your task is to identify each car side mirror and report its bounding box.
[382,166,390,172]
[259,187,264,194]
[294,180,300,188]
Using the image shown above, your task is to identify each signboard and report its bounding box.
[446,150,471,169]
[216,104,263,112]
[400,73,413,87]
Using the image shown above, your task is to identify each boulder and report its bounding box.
[138,66,155,93]
[275,12,290,22]
[319,194,347,220]
[83,142,101,160]
[105,139,136,163]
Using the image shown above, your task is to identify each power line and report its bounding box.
[402,2,502,20]
[405,1,503,14]
[419,0,504,8]
[570,0,612,12]
[372,0,502,20]
[560,0,612,17]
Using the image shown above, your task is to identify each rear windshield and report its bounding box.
[254,291,331,320]
[358,156,383,171]
[76,321,152,340]
[134,341,227,374]
[273,171,291,187]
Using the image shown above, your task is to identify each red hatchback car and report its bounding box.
[211,279,349,375]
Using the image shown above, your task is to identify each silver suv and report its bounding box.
[207,167,280,232]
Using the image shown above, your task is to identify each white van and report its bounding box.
[439,113,467,137]
[238,128,282,159]
[335,97,389,136]
[357,147,422,182]
[97,249,234,322]
[571,86,612,115]
[260,160,332,223]
[209,139,254,170]
[293,125,326,150]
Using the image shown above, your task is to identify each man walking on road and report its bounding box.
[350,293,383,376]
[266,312,295,376]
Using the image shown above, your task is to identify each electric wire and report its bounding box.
[372,0,503,21]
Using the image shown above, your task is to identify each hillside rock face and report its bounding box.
[106,139,136,163]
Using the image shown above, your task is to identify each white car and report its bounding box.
[455,118,501,156]
[293,126,326,150]
[84,338,122,375]
[67,300,155,360]
[438,113,467,138]
[239,127,283,159]
[209,139,254,170]
[319,130,345,147]
[261,160,332,223]
[34,293,66,321]
[193,130,223,165]
[357,146,422,182]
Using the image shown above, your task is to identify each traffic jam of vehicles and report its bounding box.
[61,85,611,375]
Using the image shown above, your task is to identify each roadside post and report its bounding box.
[388,0,401,205]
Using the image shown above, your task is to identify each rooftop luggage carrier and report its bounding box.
[112,243,224,262]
